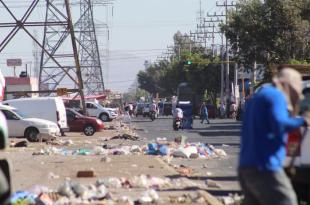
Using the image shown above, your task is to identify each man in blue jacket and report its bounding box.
[239,68,310,205]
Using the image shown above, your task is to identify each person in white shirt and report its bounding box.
[173,107,183,119]
[172,105,183,129]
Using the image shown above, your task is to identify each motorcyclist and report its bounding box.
[150,101,158,119]
[230,102,237,119]
[173,105,183,126]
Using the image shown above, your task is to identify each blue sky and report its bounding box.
[106,0,219,92]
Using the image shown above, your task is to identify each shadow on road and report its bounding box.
[193,125,241,131]
[131,120,152,123]
[166,175,238,182]
[162,174,242,196]
[187,129,241,137]
[205,143,240,147]
[197,131,241,137]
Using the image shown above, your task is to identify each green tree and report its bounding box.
[137,32,222,105]
[222,0,310,65]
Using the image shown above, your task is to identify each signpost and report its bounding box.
[6,59,22,77]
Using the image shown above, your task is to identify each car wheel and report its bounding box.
[83,124,95,136]
[99,113,109,122]
[25,128,39,142]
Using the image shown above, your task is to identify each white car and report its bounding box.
[86,102,118,122]
[0,104,60,142]
[4,97,68,130]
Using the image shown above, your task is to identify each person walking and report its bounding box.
[239,68,310,205]
[200,102,210,124]
[220,102,226,118]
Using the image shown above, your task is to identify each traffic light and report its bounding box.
[186,60,192,65]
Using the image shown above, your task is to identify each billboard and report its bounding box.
[6,59,22,67]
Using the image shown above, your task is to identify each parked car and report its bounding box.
[3,97,68,131]
[142,103,150,117]
[66,108,104,136]
[0,104,60,142]
[134,103,144,116]
[86,101,118,122]
[285,80,310,203]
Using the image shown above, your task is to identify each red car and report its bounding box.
[66,108,104,136]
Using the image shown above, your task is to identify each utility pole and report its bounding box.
[216,0,236,104]
[65,0,86,114]
[204,16,225,103]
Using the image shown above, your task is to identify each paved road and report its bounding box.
[132,116,242,195]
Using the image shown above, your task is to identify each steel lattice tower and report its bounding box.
[39,0,78,92]
[40,0,110,95]
[0,0,87,112]
[76,0,105,95]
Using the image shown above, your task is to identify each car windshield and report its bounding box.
[13,109,27,118]
[69,109,84,117]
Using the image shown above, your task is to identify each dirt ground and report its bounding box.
[0,122,239,204]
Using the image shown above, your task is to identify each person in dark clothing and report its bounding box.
[239,68,310,205]
[200,102,210,124]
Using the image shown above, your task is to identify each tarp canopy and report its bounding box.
[62,94,106,101]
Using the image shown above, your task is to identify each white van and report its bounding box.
[3,97,67,130]
[0,104,60,142]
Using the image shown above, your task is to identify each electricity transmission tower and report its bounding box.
[40,0,112,96]
[75,0,106,95]
[0,0,86,112]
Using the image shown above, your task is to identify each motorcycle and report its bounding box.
[230,111,237,119]
[150,111,156,121]
[173,117,182,131]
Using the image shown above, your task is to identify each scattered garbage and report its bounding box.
[156,137,168,144]
[174,135,188,145]
[101,156,112,163]
[169,190,224,204]
[138,189,159,203]
[130,145,142,153]
[221,194,243,205]
[172,146,198,158]
[13,140,28,147]
[93,146,108,155]
[214,148,227,157]
[206,179,222,189]
[11,191,37,205]
[48,172,60,180]
[147,138,228,159]
[50,139,74,146]
[147,143,170,156]
[111,133,140,141]
[11,175,212,204]
[77,170,96,178]
[177,165,193,176]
